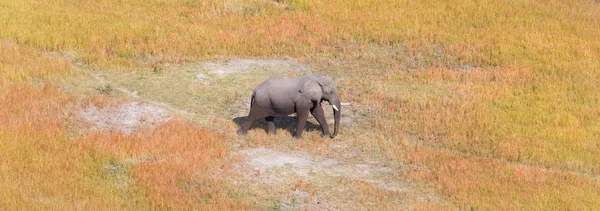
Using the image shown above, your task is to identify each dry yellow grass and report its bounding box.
[2,0,600,209]
[0,82,138,210]
[407,146,600,210]
[0,41,244,209]
[0,42,140,209]
[0,41,71,81]
[2,0,598,70]
[0,83,244,209]
[79,119,248,210]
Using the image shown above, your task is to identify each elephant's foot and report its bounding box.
[237,129,248,136]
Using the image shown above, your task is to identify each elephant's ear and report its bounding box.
[300,80,323,102]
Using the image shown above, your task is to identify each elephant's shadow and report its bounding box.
[232,115,322,136]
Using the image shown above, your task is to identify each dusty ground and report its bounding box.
[69,59,453,210]
[78,101,170,134]
[232,147,446,210]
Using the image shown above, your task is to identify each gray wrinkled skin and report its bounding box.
[237,74,341,139]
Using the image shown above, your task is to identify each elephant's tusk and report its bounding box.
[332,105,339,111]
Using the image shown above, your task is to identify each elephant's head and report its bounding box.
[300,75,341,138]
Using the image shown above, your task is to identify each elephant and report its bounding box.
[237,74,341,139]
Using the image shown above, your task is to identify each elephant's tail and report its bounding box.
[250,91,256,108]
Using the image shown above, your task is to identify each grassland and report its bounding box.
[1,0,600,209]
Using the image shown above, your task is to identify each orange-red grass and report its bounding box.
[0,40,243,209]
[79,119,247,210]
[0,81,247,209]
[407,146,600,210]
[360,65,600,209]
[0,82,136,209]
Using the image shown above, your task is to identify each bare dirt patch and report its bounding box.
[231,147,447,210]
[78,101,170,134]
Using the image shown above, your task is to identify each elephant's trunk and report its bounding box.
[330,99,341,138]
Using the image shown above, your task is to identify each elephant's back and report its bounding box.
[256,77,299,92]
[254,77,299,106]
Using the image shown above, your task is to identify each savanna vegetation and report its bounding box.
[1,0,599,209]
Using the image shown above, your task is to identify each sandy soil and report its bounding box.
[78,102,170,134]
[231,147,446,210]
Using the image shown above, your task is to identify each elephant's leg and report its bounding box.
[294,109,309,139]
[238,107,268,136]
[265,116,276,135]
[310,104,330,137]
